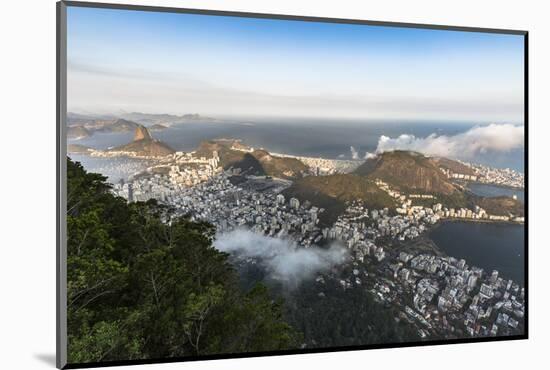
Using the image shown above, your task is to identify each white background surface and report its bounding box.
[0,0,547,369]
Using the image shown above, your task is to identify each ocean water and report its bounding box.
[69,119,525,172]
[430,221,525,285]
[468,183,524,202]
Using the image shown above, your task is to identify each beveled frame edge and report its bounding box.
[57,1,68,368]
[61,0,528,35]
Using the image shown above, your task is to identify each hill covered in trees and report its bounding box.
[354,151,458,195]
[283,174,396,225]
[66,158,299,364]
[194,140,307,179]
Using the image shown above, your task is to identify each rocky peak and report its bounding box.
[133,125,152,141]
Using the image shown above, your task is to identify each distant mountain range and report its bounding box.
[119,112,212,126]
[67,125,91,140]
[67,112,215,140]
[88,118,141,133]
[67,117,141,139]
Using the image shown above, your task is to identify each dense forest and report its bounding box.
[284,279,420,347]
[66,158,299,363]
[236,263,419,348]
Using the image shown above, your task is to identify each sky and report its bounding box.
[67,6,525,122]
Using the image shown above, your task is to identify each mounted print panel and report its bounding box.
[57,1,527,368]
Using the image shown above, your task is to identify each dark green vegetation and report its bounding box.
[236,263,419,347]
[283,174,396,225]
[67,159,299,363]
[195,140,307,179]
[355,151,458,195]
[410,188,523,217]
[284,279,419,347]
[476,195,524,217]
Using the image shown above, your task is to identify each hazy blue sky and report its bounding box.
[67,6,525,122]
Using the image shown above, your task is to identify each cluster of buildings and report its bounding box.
[115,165,325,247]
[112,151,221,202]
[326,201,439,250]
[392,252,523,338]
[177,174,324,247]
[272,152,361,175]
[469,163,524,189]
[164,151,222,186]
[315,223,525,339]
[375,179,524,223]
[439,167,479,182]
[90,148,163,159]
[438,160,524,189]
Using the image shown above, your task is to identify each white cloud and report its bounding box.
[374,123,524,159]
[350,146,360,160]
[215,229,347,286]
[364,151,377,159]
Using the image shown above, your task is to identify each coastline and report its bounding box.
[464,180,524,191]
[435,217,524,226]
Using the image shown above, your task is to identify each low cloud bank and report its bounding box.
[215,229,347,284]
[373,123,524,159]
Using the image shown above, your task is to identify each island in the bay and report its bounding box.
[68,118,525,348]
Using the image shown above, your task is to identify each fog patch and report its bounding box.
[215,229,348,286]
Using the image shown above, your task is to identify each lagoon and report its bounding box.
[430,221,525,285]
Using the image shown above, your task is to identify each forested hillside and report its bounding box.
[66,158,298,363]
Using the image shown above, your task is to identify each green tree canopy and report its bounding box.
[66,158,299,363]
